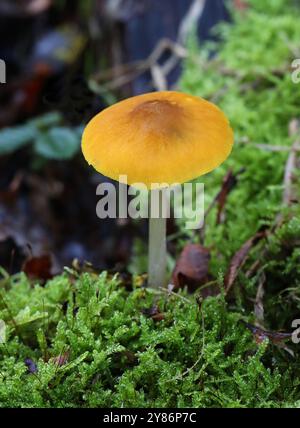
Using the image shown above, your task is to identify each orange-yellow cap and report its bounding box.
[82,91,233,188]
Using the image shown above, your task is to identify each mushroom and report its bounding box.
[82,91,233,288]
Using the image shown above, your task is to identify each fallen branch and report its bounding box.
[224,230,267,293]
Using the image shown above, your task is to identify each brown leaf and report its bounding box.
[22,254,53,280]
[51,351,70,367]
[224,231,266,293]
[240,320,292,345]
[216,169,242,224]
[142,305,165,322]
[172,244,210,292]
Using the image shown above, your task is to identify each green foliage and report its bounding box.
[0,125,37,155]
[0,112,82,160]
[180,0,300,272]
[0,271,299,408]
[35,126,83,160]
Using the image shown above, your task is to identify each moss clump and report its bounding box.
[179,0,300,266]
[0,271,299,408]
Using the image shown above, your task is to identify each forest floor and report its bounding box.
[1,0,300,407]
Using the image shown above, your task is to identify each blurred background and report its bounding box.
[0,0,244,276]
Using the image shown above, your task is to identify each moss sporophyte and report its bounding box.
[81,91,233,288]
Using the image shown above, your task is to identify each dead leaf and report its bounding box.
[142,305,165,322]
[51,351,70,367]
[224,231,266,293]
[216,169,242,224]
[22,254,53,280]
[240,320,292,345]
[172,244,210,292]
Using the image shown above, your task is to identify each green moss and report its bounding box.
[0,271,299,408]
[179,0,300,271]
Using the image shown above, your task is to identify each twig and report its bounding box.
[154,0,206,90]
[91,38,189,93]
[151,64,168,91]
[245,259,260,278]
[178,0,206,45]
[199,168,244,244]
[91,0,207,93]
[239,139,300,152]
[157,286,191,304]
[254,272,266,323]
[282,119,300,206]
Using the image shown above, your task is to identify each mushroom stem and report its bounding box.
[148,189,167,288]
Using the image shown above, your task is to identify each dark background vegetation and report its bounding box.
[0,0,232,275]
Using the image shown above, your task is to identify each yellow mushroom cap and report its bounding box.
[82,91,234,188]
